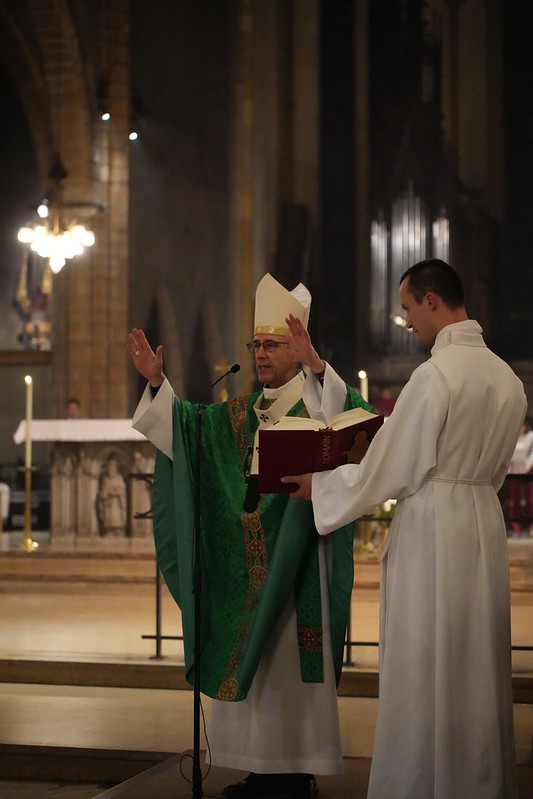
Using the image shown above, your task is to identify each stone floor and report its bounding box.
[0,534,531,798]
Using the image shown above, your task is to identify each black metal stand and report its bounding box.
[129,472,183,659]
[151,563,163,659]
[192,407,203,798]
[140,565,184,658]
[189,363,240,798]
[344,601,353,666]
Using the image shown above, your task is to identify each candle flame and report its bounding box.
[24,375,32,385]
[358,370,367,380]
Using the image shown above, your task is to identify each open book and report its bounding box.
[258,407,384,494]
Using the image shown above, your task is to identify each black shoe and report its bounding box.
[221,773,318,799]
[285,774,318,799]
[221,773,269,799]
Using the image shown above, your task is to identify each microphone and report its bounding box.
[198,363,240,404]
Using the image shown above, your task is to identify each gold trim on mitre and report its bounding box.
[254,273,311,336]
[255,325,289,335]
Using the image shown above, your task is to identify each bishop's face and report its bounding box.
[252,334,299,389]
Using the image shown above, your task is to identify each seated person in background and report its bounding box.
[66,397,82,419]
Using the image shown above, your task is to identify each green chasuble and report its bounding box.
[152,382,372,701]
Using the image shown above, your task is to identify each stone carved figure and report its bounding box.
[76,451,101,537]
[97,456,127,537]
[129,450,155,538]
[50,450,76,537]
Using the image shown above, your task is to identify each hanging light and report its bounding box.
[17,154,96,274]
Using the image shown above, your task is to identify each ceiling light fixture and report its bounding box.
[17,154,96,274]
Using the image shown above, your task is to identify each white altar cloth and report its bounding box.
[0,483,9,519]
[13,419,146,444]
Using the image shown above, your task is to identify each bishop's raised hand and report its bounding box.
[286,313,325,375]
[128,328,164,387]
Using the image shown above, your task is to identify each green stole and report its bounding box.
[152,384,369,701]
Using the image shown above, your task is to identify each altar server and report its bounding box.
[286,259,527,799]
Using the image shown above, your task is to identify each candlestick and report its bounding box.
[358,370,369,402]
[24,375,33,469]
[23,375,37,553]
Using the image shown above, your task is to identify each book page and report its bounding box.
[328,407,379,430]
[271,416,326,431]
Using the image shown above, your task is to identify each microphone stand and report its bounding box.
[192,363,240,799]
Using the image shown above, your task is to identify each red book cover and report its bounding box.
[258,410,384,494]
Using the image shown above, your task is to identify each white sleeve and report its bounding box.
[302,362,347,424]
[311,363,449,534]
[132,377,175,460]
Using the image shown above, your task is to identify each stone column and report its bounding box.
[51,0,131,418]
[236,0,255,393]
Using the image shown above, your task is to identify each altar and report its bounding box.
[13,419,155,552]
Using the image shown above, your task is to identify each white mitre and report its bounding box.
[254,273,311,335]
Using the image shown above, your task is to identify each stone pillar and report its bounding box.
[51,0,130,418]
[354,0,371,367]
[236,0,255,393]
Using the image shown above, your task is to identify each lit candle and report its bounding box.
[358,370,368,402]
[24,375,33,469]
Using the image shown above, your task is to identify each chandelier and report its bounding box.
[17,153,96,274]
